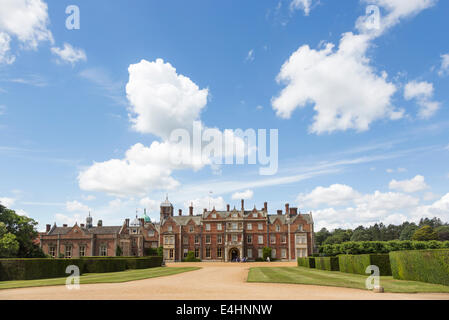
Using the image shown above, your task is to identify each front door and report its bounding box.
[230,248,239,261]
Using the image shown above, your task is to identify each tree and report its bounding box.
[314,228,331,246]
[116,245,123,257]
[412,225,439,241]
[399,223,419,240]
[435,225,449,241]
[0,204,45,258]
[0,222,19,258]
[262,247,272,261]
[419,217,444,229]
[350,226,372,242]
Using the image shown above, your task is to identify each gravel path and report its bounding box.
[1,262,448,300]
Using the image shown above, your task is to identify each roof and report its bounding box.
[47,225,122,236]
[161,195,173,207]
[170,215,202,226]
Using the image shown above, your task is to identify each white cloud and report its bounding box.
[246,49,255,62]
[389,175,429,193]
[438,54,449,76]
[51,43,86,65]
[139,197,158,211]
[289,0,313,16]
[272,0,436,134]
[412,193,449,221]
[0,0,53,64]
[54,213,82,226]
[404,81,440,118]
[126,59,209,139]
[232,189,254,200]
[66,200,90,213]
[0,197,16,207]
[184,196,225,215]
[298,184,361,208]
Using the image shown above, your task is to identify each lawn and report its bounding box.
[247,267,449,293]
[0,267,200,290]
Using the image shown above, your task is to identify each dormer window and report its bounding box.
[276,224,281,232]
[252,213,258,218]
[212,213,217,219]
[148,230,155,237]
[232,213,237,218]
[168,226,173,232]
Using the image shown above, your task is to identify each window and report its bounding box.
[258,235,264,244]
[100,245,107,257]
[195,235,199,244]
[232,213,237,218]
[206,247,211,258]
[212,213,217,219]
[169,249,174,259]
[183,249,188,258]
[258,249,263,258]
[258,223,263,230]
[232,234,238,242]
[194,248,199,258]
[49,246,56,258]
[65,245,72,258]
[217,234,222,244]
[189,226,194,232]
[206,235,211,244]
[247,235,252,244]
[148,230,155,237]
[206,224,211,231]
[270,235,276,244]
[183,236,188,245]
[232,223,238,230]
[247,223,252,230]
[299,224,304,231]
[281,235,287,243]
[247,249,253,258]
[217,247,222,258]
[132,228,137,234]
[297,248,307,258]
[271,249,277,259]
[253,213,258,218]
[79,245,86,257]
[217,223,222,231]
[168,226,173,232]
[281,249,287,259]
[296,235,307,244]
[276,224,280,232]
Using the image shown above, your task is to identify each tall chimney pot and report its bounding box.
[63,224,68,228]
[277,210,283,216]
[189,204,193,216]
[264,202,268,212]
[125,218,130,227]
[285,203,290,215]
[241,199,245,211]
[179,209,183,216]
[46,224,51,232]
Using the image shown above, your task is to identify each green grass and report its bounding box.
[247,267,449,293]
[0,267,200,290]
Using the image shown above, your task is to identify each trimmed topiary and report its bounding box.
[338,254,391,276]
[314,257,339,271]
[297,257,315,268]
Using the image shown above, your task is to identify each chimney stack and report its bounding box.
[63,224,68,228]
[203,208,207,214]
[97,220,103,227]
[285,203,290,215]
[290,208,298,216]
[189,203,193,216]
[46,224,51,232]
[80,223,85,228]
[277,210,283,216]
[125,218,130,227]
[241,199,245,211]
[179,209,183,216]
[264,202,268,212]
[227,204,230,211]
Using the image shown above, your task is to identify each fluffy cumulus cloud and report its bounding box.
[298,184,361,208]
[289,0,314,16]
[389,175,429,193]
[0,0,53,64]
[272,0,437,134]
[0,197,16,208]
[126,59,208,139]
[51,43,87,65]
[404,81,440,118]
[66,200,90,213]
[184,196,226,215]
[412,193,449,221]
[232,189,254,200]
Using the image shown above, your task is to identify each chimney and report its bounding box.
[179,209,183,216]
[46,224,51,232]
[189,204,193,216]
[264,202,268,212]
[63,224,68,228]
[290,208,298,216]
[277,210,283,216]
[97,220,103,227]
[285,203,290,215]
[203,208,207,214]
[241,199,245,211]
[125,218,130,227]
[227,204,230,212]
[80,224,85,228]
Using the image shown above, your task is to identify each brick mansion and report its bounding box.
[39,197,315,262]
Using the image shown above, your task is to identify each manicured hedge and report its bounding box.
[297,257,315,268]
[389,249,449,286]
[0,258,84,281]
[320,240,449,256]
[0,256,164,281]
[314,257,339,271]
[338,254,391,276]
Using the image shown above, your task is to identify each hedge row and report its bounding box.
[338,254,391,276]
[314,257,339,271]
[390,249,449,286]
[320,240,449,256]
[0,256,163,281]
[297,257,315,268]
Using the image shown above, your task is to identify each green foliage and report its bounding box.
[183,251,201,262]
[390,249,449,286]
[435,226,449,241]
[338,254,391,276]
[400,224,419,240]
[412,225,439,241]
[314,257,339,271]
[0,222,20,258]
[115,245,123,257]
[157,246,163,257]
[315,228,331,246]
[262,247,272,261]
[297,257,315,268]
[143,247,159,256]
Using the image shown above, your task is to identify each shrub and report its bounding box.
[412,226,439,241]
[297,257,315,268]
[338,254,391,276]
[314,257,339,271]
[144,248,158,256]
[262,247,272,261]
[389,249,449,286]
[183,251,201,262]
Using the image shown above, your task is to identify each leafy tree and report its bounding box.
[350,226,372,242]
[0,204,45,258]
[315,228,331,246]
[0,222,20,257]
[399,223,419,240]
[157,246,163,257]
[262,247,272,261]
[435,225,449,241]
[412,225,439,241]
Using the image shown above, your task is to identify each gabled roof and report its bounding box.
[47,225,122,236]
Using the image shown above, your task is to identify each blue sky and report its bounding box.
[0,0,448,231]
